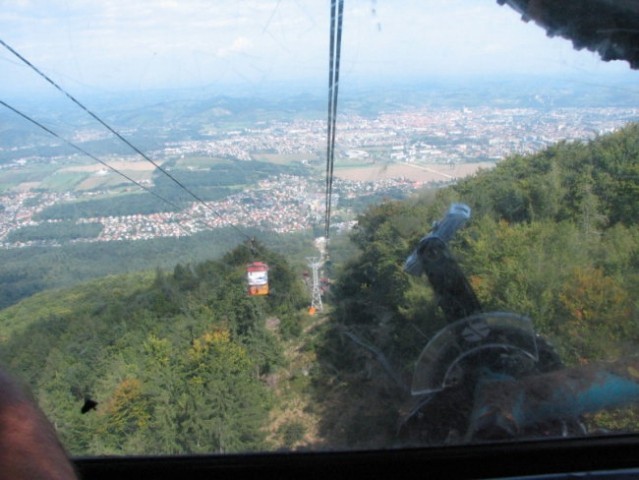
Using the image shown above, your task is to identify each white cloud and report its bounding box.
[216,36,253,58]
[1,0,634,97]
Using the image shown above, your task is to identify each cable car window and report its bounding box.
[1,0,639,465]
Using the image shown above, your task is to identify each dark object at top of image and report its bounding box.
[499,0,639,68]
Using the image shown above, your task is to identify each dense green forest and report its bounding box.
[2,124,639,454]
[0,228,317,310]
[318,124,639,447]
[0,241,312,454]
[6,221,103,243]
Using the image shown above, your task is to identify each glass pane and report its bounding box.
[1,0,638,459]
[411,312,538,396]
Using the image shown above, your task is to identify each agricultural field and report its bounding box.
[0,163,60,192]
[252,153,318,165]
[334,161,495,183]
[174,155,232,169]
[38,171,89,191]
[59,159,156,173]
[2,157,158,194]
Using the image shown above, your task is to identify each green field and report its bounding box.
[0,164,60,190]
[39,171,90,191]
[76,171,153,190]
[174,155,233,169]
[252,153,316,165]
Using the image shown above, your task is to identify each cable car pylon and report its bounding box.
[306,257,324,315]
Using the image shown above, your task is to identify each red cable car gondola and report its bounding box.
[246,262,269,296]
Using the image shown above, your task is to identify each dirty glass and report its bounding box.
[1,0,639,457]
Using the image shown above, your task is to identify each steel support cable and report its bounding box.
[329,0,344,234]
[324,0,336,239]
[0,100,194,237]
[324,0,344,240]
[0,100,179,212]
[0,38,253,244]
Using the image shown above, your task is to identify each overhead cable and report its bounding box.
[324,0,344,240]
[0,100,184,213]
[0,39,193,202]
[0,100,196,237]
[0,38,253,243]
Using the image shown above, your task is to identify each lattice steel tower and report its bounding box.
[307,257,323,312]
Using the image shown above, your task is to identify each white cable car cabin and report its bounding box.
[247,262,269,296]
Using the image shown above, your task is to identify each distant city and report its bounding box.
[1,92,638,249]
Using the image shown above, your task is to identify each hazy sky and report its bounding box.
[1,0,637,99]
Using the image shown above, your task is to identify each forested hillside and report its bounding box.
[0,241,312,455]
[0,228,316,310]
[2,124,639,454]
[318,124,639,447]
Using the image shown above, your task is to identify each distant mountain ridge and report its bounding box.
[4,75,639,158]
